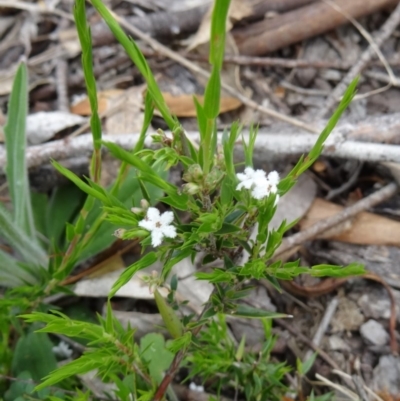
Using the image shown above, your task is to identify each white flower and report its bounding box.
[138,207,177,247]
[52,341,73,359]
[236,167,280,201]
[236,167,267,191]
[189,382,205,393]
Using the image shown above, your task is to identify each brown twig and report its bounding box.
[152,313,206,400]
[61,240,139,286]
[303,297,339,362]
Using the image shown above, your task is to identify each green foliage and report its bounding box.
[297,353,318,376]
[0,62,48,289]
[140,333,174,383]
[0,0,364,399]
[11,329,58,382]
[3,62,36,240]
[89,0,176,130]
[186,315,289,400]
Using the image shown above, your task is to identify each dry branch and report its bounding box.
[2,114,400,173]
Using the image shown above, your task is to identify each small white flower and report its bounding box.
[52,341,73,359]
[189,382,205,393]
[138,207,177,247]
[236,167,280,201]
[267,171,280,185]
[236,167,267,191]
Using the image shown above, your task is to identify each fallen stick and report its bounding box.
[303,297,339,363]
[2,127,400,173]
[233,0,398,56]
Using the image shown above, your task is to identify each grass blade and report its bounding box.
[0,249,37,287]
[90,0,176,130]
[0,202,47,267]
[74,0,102,182]
[3,62,36,240]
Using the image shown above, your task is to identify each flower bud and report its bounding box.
[114,228,126,238]
[130,207,143,214]
[204,167,224,191]
[183,164,203,183]
[140,199,150,209]
[182,183,200,195]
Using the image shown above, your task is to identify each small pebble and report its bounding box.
[360,319,389,346]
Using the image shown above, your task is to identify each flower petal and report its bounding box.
[160,211,174,226]
[252,185,269,200]
[236,179,253,191]
[151,230,164,247]
[146,207,161,222]
[139,219,156,231]
[253,169,267,180]
[267,171,280,185]
[161,225,177,239]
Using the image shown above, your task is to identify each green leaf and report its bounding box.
[154,289,184,339]
[102,141,175,193]
[235,335,246,361]
[286,78,358,184]
[90,0,176,129]
[21,311,104,341]
[193,96,206,144]
[30,192,48,243]
[46,183,86,248]
[34,353,109,391]
[215,223,241,235]
[78,168,165,263]
[109,252,158,298]
[310,263,364,278]
[170,274,178,291]
[209,0,231,69]
[52,161,109,203]
[3,62,36,239]
[230,305,289,319]
[203,66,221,119]
[298,352,317,376]
[0,202,47,267]
[140,333,174,383]
[74,0,102,149]
[162,248,193,280]
[0,249,37,287]
[243,124,258,167]
[11,330,57,382]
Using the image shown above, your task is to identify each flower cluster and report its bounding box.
[138,207,177,247]
[236,167,280,201]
